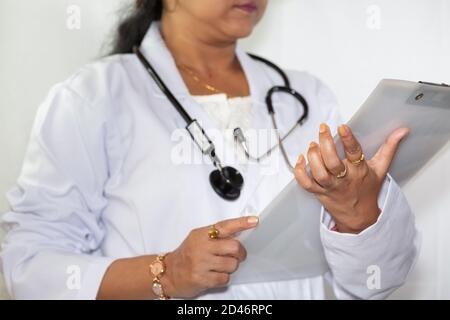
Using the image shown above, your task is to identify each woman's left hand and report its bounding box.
[295,123,410,234]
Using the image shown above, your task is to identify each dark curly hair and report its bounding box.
[112,0,163,54]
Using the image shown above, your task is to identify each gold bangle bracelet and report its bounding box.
[149,253,171,300]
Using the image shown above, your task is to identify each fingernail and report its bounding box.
[401,128,411,139]
[297,154,305,165]
[319,123,328,134]
[390,128,410,143]
[310,141,318,148]
[338,125,349,137]
[247,216,259,226]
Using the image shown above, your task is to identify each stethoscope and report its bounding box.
[133,46,309,201]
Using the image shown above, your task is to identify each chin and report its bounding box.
[224,23,255,39]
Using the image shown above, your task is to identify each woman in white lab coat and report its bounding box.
[0,0,418,300]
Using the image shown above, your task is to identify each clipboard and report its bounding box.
[231,80,450,285]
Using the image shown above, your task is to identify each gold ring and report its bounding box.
[336,166,348,179]
[208,225,220,240]
[351,153,365,166]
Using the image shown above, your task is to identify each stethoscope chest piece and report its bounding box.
[209,167,244,201]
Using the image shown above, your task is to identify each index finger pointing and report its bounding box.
[214,216,259,238]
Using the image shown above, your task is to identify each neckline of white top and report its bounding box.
[191,94,253,132]
[192,93,251,102]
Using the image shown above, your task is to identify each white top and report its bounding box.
[193,94,252,137]
[0,22,419,300]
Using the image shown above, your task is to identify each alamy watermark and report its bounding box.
[170,127,288,176]
[366,265,381,290]
[66,5,81,30]
[366,4,382,30]
[66,265,82,291]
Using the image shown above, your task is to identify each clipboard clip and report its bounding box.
[418,81,450,87]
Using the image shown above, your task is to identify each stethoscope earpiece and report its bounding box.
[209,167,244,201]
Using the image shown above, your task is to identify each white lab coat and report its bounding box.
[0,22,419,300]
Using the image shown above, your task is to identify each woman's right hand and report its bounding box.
[162,216,259,299]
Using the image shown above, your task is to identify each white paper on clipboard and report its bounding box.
[231,79,450,285]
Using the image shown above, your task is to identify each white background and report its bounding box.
[0,0,449,299]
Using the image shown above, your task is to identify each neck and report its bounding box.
[160,14,239,77]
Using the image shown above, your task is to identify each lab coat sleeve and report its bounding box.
[312,75,420,300]
[320,176,419,300]
[0,84,115,299]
